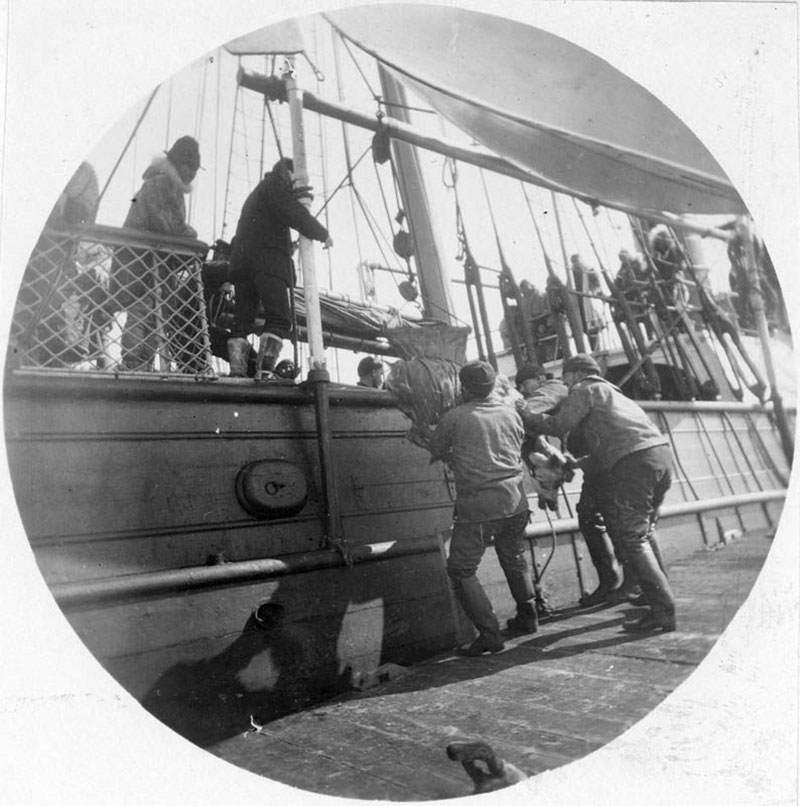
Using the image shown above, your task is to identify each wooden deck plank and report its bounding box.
[209,532,773,800]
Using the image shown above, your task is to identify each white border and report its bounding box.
[1,2,797,805]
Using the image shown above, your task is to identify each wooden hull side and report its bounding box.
[3,373,791,745]
[4,376,456,582]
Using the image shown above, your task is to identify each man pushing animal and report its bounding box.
[428,360,539,656]
[521,354,677,633]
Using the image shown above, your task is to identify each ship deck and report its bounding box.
[209,529,773,801]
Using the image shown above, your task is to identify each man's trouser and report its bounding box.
[602,445,675,620]
[447,510,533,640]
[231,269,292,340]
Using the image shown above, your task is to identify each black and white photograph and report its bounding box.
[1,1,798,804]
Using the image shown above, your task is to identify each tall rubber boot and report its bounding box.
[502,568,538,634]
[579,515,622,607]
[624,532,667,607]
[622,543,676,631]
[451,574,503,654]
[226,337,249,377]
[255,332,283,380]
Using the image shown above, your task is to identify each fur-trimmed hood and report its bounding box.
[142,155,193,194]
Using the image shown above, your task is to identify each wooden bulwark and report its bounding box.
[3,372,791,754]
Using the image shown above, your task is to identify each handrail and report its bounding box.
[50,223,209,254]
[51,488,786,608]
[7,369,793,415]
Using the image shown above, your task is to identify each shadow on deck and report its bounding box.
[209,530,772,801]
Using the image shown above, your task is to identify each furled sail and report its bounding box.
[325,5,746,217]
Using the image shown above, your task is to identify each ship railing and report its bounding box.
[7,224,214,377]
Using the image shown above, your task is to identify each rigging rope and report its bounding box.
[165,78,173,151]
[213,47,222,241]
[219,78,241,240]
[98,85,160,211]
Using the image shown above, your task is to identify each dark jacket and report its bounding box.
[230,171,329,283]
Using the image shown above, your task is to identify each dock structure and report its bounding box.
[209,529,773,800]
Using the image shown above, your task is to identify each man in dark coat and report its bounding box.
[227,157,333,377]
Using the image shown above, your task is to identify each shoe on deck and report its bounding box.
[505,614,539,635]
[607,585,643,605]
[456,636,505,656]
[579,586,612,608]
[622,610,676,634]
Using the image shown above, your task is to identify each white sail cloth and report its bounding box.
[325,6,745,217]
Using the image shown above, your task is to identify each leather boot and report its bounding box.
[579,518,622,607]
[507,601,538,635]
[255,332,283,380]
[501,568,538,634]
[623,543,676,626]
[622,609,676,633]
[451,574,503,648]
[226,337,249,377]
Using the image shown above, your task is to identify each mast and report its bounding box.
[284,57,350,564]
[284,60,326,371]
[377,68,455,323]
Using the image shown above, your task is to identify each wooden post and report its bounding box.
[284,59,326,372]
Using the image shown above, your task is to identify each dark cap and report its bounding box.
[357,356,383,376]
[459,360,496,396]
[166,136,201,170]
[562,353,602,376]
[272,156,294,175]
[515,363,547,389]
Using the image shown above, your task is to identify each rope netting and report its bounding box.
[8,226,212,374]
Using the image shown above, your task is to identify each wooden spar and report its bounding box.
[284,58,350,564]
[284,61,326,372]
[736,216,795,463]
[237,69,734,244]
